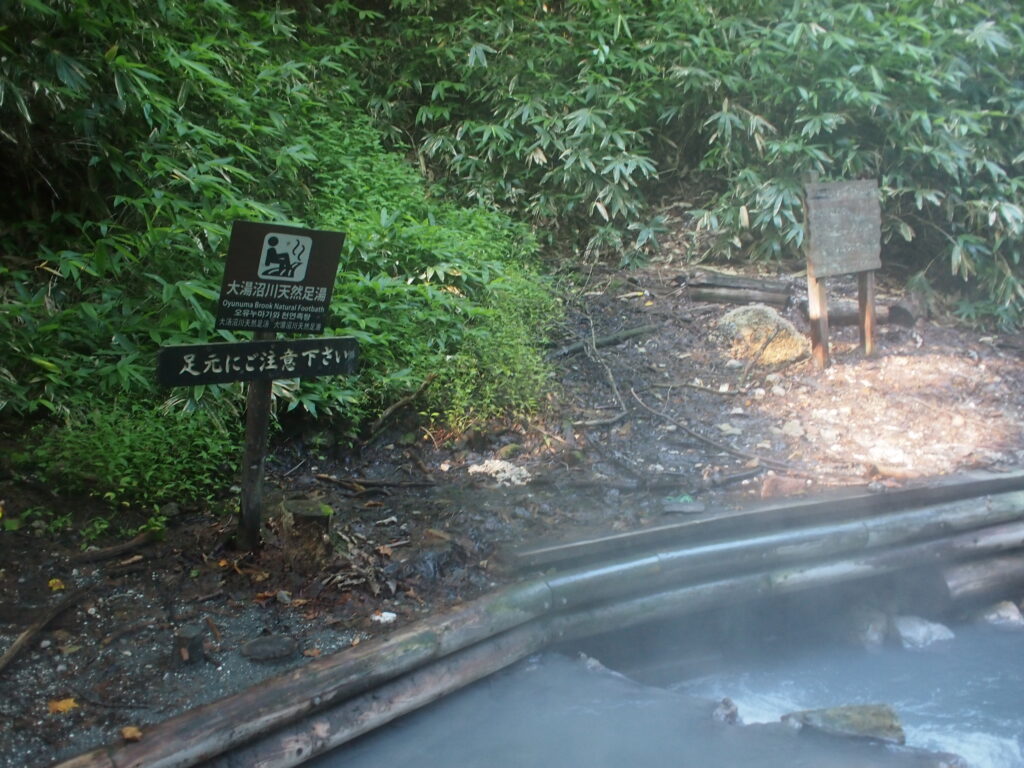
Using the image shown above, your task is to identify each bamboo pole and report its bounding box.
[554,519,1024,644]
[205,622,552,768]
[209,521,1024,768]
[509,470,1024,571]
[54,581,553,768]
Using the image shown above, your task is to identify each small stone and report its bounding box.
[771,385,786,397]
[713,697,740,725]
[662,500,706,515]
[781,420,805,438]
[39,639,51,649]
[174,624,206,665]
[718,306,810,364]
[241,635,298,661]
[159,501,182,518]
[849,607,889,651]
[276,590,292,605]
[371,611,398,625]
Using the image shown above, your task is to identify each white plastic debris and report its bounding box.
[467,459,531,487]
[371,611,398,624]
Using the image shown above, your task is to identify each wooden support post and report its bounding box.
[858,270,876,356]
[804,179,882,369]
[806,271,830,368]
[238,331,275,550]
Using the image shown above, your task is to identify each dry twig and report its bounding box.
[630,388,799,473]
[0,587,91,677]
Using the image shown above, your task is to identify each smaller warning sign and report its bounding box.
[157,337,359,387]
[805,179,881,278]
[215,221,345,334]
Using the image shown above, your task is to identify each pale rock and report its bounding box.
[717,305,810,364]
[712,697,741,725]
[467,459,531,487]
[781,420,805,438]
[892,615,955,649]
[976,600,1024,628]
[848,607,890,651]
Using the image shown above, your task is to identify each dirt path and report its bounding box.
[1,262,1022,767]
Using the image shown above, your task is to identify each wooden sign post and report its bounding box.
[804,179,882,368]
[158,221,354,550]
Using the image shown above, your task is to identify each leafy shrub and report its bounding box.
[25,397,240,507]
[360,0,1023,325]
[0,0,556,431]
[687,2,1024,327]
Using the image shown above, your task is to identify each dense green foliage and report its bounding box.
[2,0,1022,511]
[28,396,242,506]
[0,0,555,506]
[367,0,1023,324]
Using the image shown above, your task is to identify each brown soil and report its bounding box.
[2,260,1023,767]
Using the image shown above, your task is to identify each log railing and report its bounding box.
[55,471,1024,768]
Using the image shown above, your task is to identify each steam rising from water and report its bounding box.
[311,625,1024,768]
[676,623,1024,767]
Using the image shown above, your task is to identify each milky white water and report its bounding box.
[310,623,1024,768]
[675,623,1024,768]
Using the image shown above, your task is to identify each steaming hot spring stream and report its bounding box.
[309,613,1023,768]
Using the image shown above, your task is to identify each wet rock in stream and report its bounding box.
[782,703,906,745]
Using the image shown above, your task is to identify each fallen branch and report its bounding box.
[367,373,438,438]
[566,313,634,429]
[548,324,657,359]
[314,474,434,490]
[630,388,799,473]
[654,381,745,397]
[686,286,792,307]
[0,587,90,677]
[739,327,783,389]
[69,530,160,564]
[796,297,922,328]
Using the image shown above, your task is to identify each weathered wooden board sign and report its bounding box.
[805,179,881,278]
[157,337,358,387]
[215,221,346,334]
[803,179,882,368]
[159,219,350,550]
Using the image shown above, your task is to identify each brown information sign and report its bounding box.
[214,221,345,334]
[157,337,358,387]
[805,179,881,278]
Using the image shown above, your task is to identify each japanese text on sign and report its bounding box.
[157,337,359,387]
[214,221,345,334]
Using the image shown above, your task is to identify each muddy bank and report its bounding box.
[1,261,1023,766]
